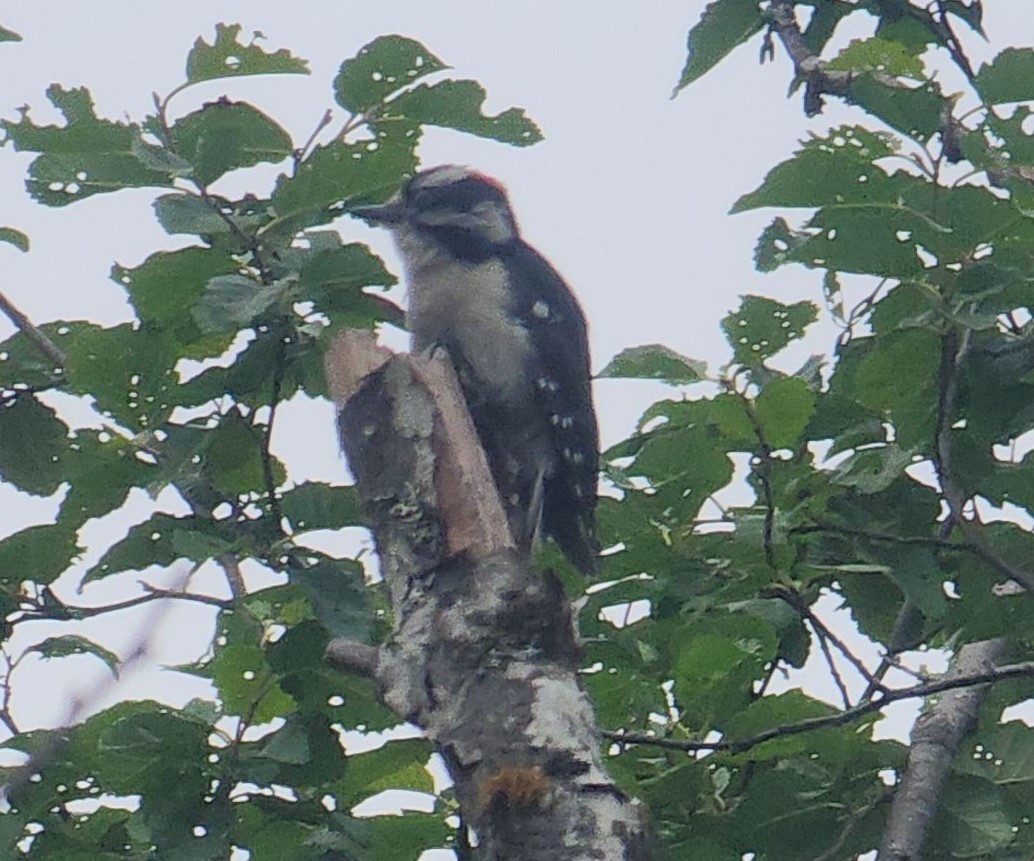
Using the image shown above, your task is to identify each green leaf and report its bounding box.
[732,127,898,213]
[830,444,914,494]
[288,557,372,641]
[0,395,67,495]
[185,23,309,85]
[270,137,417,237]
[332,738,434,807]
[384,79,542,146]
[0,523,77,587]
[0,227,29,252]
[29,634,120,676]
[675,0,766,93]
[0,24,22,42]
[721,295,818,365]
[152,193,271,241]
[848,76,944,143]
[169,100,293,186]
[87,514,230,582]
[598,344,707,385]
[333,35,447,114]
[61,322,179,430]
[1,86,174,206]
[193,274,286,334]
[975,48,1034,105]
[852,329,940,447]
[116,246,239,356]
[280,483,362,532]
[753,217,808,272]
[827,37,925,79]
[207,410,283,497]
[206,641,294,723]
[754,376,817,449]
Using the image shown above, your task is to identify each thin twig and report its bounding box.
[603,659,1034,756]
[0,289,66,368]
[811,620,852,709]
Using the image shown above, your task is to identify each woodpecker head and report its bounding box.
[353,165,519,262]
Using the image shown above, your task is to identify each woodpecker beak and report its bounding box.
[350,201,404,225]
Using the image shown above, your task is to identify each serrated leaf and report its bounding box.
[0,227,29,252]
[722,295,818,365]
[185,23,309,85]
[29,635,120,676]
[848,76,944,143]
[753,217,807,272]
[754,376,816,448]
[169,100,293,186]
[0,395,67,495]
[598,344,707,385]
[827,37,925,79]
[115,246,240,356]
[60,322,178,430]
[732,126,898,213]
[975,48,1034,105]
[193,273,286,334]
[1,86,174,206]
[152,193,271,242]
[675,0,766,93]
[270,137,417,237]
[334,35,447,114]
[384,79,542,146]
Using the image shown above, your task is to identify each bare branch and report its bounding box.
[324,638,380,678]
[878,638,1007,861]
[604,657,1034,757]
[0,289,67,368]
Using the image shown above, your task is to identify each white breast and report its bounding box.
[397,231,533,404]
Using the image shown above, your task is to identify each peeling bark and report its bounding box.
[878,638,1007,861]
[324,331,650,860]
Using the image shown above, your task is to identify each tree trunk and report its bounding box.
[324,331,650,860]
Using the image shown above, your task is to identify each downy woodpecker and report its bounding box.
[355,165,599,574]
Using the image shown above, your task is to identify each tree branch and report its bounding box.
[604,657,1034,757]
[878,638,1007,861]
[0,288,67,368]
[323,330,649,859]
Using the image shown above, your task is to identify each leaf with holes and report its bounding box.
[0,395,67,495]
[1,86,175,206]
[270,137,418,237]
[185,23,309,85]
[732,126,899,213]
[599,344,707,385]
[334,35,447,114]
[384,79,542,146]
[722,295,818,366]
[86,514,231,582]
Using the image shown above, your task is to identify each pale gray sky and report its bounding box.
[0,0,1029,812]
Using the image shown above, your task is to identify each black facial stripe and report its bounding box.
[406,175,508,213]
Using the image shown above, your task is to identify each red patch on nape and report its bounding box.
[467,169,508,195]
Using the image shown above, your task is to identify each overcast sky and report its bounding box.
[0,0,1029,786]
